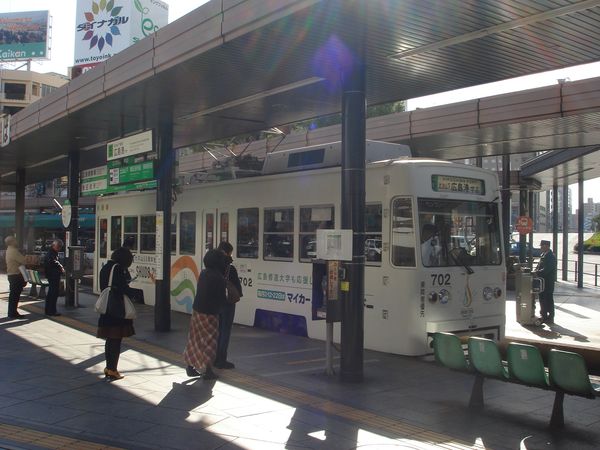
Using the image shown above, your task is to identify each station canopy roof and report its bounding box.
[2,0,600,189]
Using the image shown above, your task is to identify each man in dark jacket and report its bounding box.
[215,241,243,369]
[44,239,64,316]
[535,239,557,324]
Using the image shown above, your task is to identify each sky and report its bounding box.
[2,0,600,206]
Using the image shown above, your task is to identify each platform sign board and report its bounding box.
[107,130,153,161]
[515,216,533,234]
[108,160,154,185]
[74,0,168,69]
[81,166,108,196]
[0,11,49,61]
[62,200,72,228]
[81,163,156,196]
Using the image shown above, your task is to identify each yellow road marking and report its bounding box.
[0,423,123,450]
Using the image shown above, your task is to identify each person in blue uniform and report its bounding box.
[534,239,557,324]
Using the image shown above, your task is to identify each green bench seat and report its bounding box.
[432,333,600,428]
[27,269,49,299]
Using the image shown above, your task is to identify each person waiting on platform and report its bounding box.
[183,249,229,380]
[215,241,243,369]
[44,239,64,317]
[97,247,136,381]
[4,236,27,319]
[421,223,440,266]
[534,239,557,324]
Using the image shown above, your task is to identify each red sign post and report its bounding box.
[515,216,533,234]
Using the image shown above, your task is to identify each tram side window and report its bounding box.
[264,207,294,261]
[391,197,416,267]
[365,203,382,265]
[99,218,108,258]
[220,212,229,243]
[205,213,214,252]
[299,205,334,262]
[110,216,122,251]
[237,208,258,259]
[179,212,196,255]
[123,216,138,251]
[140,215,156,253]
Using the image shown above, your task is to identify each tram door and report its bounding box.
[202,210,231,260]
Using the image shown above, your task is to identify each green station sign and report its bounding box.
[81,161,156,197]
[109,161,155,185]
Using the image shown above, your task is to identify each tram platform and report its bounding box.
[0,275,599,450]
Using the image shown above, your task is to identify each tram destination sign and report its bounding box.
[431,175,485,195]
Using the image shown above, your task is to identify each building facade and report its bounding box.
[0,68,68,115]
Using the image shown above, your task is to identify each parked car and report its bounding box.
[509,241,542,257]
[365,238,382,261]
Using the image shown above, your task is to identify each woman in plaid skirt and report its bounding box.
[183,249,229,380]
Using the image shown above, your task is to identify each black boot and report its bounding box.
[186,365,201,377]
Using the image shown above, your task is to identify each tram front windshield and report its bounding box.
[418,198,501,267]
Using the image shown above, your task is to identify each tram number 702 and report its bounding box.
[239,277,253,287]
[430,273,451,286]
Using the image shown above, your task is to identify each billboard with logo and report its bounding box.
[0,11,50,61]
[74,0,168,69]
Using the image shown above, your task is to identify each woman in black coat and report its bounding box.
[97,247,135,380]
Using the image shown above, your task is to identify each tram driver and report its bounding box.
[421,223,441,266]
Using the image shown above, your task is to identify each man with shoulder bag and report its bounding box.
[215,241,242,369]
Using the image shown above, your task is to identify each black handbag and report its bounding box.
[225,266,240,304]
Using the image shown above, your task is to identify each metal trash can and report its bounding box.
[514,263,544,327]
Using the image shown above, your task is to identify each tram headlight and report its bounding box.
[439,289,450,304]
[428,292,439,303]
[494,287,502,298]
[483,286,494,301]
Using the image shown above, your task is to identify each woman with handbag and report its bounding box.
[183,249,228,380]
[97,247,135,381]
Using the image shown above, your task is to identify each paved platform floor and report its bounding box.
[0,275,599,449]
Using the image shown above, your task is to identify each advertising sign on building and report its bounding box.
[0,11,49,61]
[74,0,168,70]
[0,114,10,147]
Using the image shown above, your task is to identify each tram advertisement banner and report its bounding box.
[0,11,49,61]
